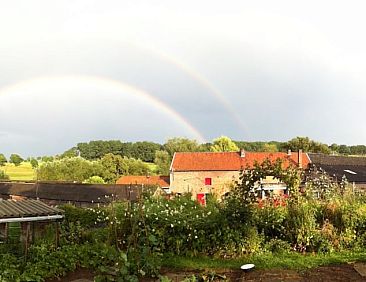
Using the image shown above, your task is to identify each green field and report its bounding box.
[1,162,35,181]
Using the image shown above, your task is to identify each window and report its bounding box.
[205,177,212,185]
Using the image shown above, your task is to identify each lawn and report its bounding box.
[162,251,366,271]
[1,162,35,181]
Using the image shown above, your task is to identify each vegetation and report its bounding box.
[2,162,35,181]
[9,153,24,166]
[211,136,239,152]
[1,158,366,280]
[0,170,9,180]
[0,153,7,166]
[37,157,104,183]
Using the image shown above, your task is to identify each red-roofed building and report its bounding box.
[116,175,170,189]
[169,149,310,199]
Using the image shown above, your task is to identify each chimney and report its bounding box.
[298,149,303,168]
[287,149,292,156]
[240,148,245,157]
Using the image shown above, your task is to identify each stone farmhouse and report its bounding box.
[169,149,310,200]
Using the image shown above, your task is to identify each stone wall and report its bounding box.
[170,170,240,199]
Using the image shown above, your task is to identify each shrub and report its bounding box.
[265,239,291,254]
[0,170,9,180]
[284,199,317,252]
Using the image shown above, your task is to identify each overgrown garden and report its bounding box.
[1,160,366,281]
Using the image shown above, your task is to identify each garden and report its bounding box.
[1,160,366,281]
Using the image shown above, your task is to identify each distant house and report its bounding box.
[307,153,366,191]
[116,175,170,191]
[169,149,310,200]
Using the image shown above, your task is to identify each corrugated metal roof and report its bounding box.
[0,199,63,219]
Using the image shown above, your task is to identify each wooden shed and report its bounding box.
[0,199,64,255]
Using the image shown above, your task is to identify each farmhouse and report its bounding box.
[116,175,170,188]
[169,149,310,200]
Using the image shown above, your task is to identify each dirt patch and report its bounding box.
[45,264,365,281]
[46,268,94,282]
[301,264,365,282]
[160,264,365,281]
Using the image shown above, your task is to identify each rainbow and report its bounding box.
[122,41,251,138]
[0,75,206,143]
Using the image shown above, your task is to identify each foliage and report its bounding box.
[164,138,201,157]
[9,153,24,166]
[4,156,366,280]
[284,136,331,154]
[0,153,7,166]
[284,199,317,252]
[210,136,239,152]
[37,157,103,182]
[1,162,35,181]
[0,170,9,180]
[100,153,152,183]
[83,175,106,184]
[154,150,171,175]
[30,158,39,168]
[70,140,162,162]
[305,166,339,199]
[41,155,54,162]
[225,158,301,226]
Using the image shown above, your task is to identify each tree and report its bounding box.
[284,137,331,154]
[37,157,104,182]
[83,176,106,184]
[0,170,9,180]
[9,154,23,166]
[129,141,162,162]
[224,158,301,225]
[30,158,39,169]
[154,150,171,175]
[164,138,200,157]
[262,143,278,152]
[0,154,7,166]
[100,154,152,183]
[41,156,54,162]
[285,137,312,152]
[338,145,351,155]
[211,136,239,152]
[61,147,79,158]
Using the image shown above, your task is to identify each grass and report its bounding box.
[145,162,159,174]
[1,162,35,181]
[162,251,366,271]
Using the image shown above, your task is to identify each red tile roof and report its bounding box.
[171,151,310,171]
[116,175,170,187]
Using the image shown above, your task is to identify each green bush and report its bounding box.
[265,238,291,254]
[284,199,317,252]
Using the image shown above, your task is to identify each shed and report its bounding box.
[0,199,64,256]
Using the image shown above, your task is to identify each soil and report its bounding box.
[46,268,94,282]
[46,264,366,281]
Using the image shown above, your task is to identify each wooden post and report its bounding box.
[31,222,35,244]
[4,223,8,243]
[24,222,31,259]
[55,222,60,248]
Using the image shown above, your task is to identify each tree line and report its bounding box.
[2,136,366,183]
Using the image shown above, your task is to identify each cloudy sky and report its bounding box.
[1,0,366,157]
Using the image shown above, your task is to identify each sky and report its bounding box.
[1,0,366,157]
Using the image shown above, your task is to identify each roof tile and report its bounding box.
[171,151,310,171]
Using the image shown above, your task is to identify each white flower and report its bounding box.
[195,235,198,239]
[170,224,174,228]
